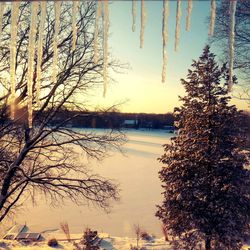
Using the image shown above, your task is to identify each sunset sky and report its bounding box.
[90,1,248,113]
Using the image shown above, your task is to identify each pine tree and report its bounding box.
[156,46,250,250]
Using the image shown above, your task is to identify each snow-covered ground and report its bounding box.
[3,129,248,249]
[0,232,172,250]
[1,233,250,250]
[1,234,250,250]
[10,129,172,238]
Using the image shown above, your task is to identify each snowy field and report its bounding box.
[12,129,172,238]
[1,129,250,249]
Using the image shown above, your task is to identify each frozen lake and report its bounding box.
[15,129,173,237]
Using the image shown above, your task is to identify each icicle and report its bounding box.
[10,1,20,120]
[103,0,109,97]
[140,0,146,49]
[228,0,237,92]
[72,1,79,51]
[27,1,38,128]
[132,0,136,32]
[209,0,216,36]
[162,0,169,83]
[52,1,61,84]
[186,0,192,31]
[36,1,46,106]
[175,0,181,52]
[0,2,5,39]
[94,1,102,65]
[162,0,169,53]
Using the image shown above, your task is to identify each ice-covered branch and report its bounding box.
[132,0,136,32]
[36,1,47,106]
[228,0,237,92]
[10,2,20,119]
[52,1,61,84]
[186,0,193,31]
[140,0,146,49]
[162,0,169,83]
[72,1,79,51]
[94,1,102,65]
[103,0,109,97]
[27,1,39,128]
[0,2,5,39]
[209,0,216,36]
[175,0,181,52]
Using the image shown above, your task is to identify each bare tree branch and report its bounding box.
[0,1,126,222]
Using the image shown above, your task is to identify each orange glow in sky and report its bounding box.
[88,1,248,114]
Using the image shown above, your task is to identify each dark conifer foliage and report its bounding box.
[156,46,250,250]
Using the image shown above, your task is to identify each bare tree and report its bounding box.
[133,224,141,248]
[60,221,71,242]
[209,0,250,106]
[0,2,125,223]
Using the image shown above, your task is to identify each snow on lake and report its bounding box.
[15,129,173,237]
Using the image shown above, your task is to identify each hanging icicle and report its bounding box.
[140,0,146,49]
[228,0,237,92]
[103,0,109,97]
[162,0,169,83]
[36,1,46,106]
[72,0,79,51]
[5,1,237,104]
[10,1,20,120]
[0,2,5,39]
[52,1,61,84]
[94,1,102,65]
[186,0,192,31]
[27,1,38,128]
[209,0,216,36]
[132,0,136,32]
[175,0,181,52]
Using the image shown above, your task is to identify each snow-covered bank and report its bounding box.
[1,228,250,250]
[1,236,250,250]
[1,233,171,250]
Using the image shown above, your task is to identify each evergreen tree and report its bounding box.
[156,46,250,250]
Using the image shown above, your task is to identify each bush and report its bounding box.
[82,228,100,249]
[47,238,59,247]
[140,231,151,241]
[130,246,147,250]
[0,242,7,248]
[73,228,101,250]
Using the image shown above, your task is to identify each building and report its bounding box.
[122,119,138,128]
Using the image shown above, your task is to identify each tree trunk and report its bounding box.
[0,147,28,211]
[205,237,211,250]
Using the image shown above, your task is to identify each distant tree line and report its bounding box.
[45,110,176,130]
[4,109,249,135]
[1,107,249,135]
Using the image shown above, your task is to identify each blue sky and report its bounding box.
[89,0,247,113]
